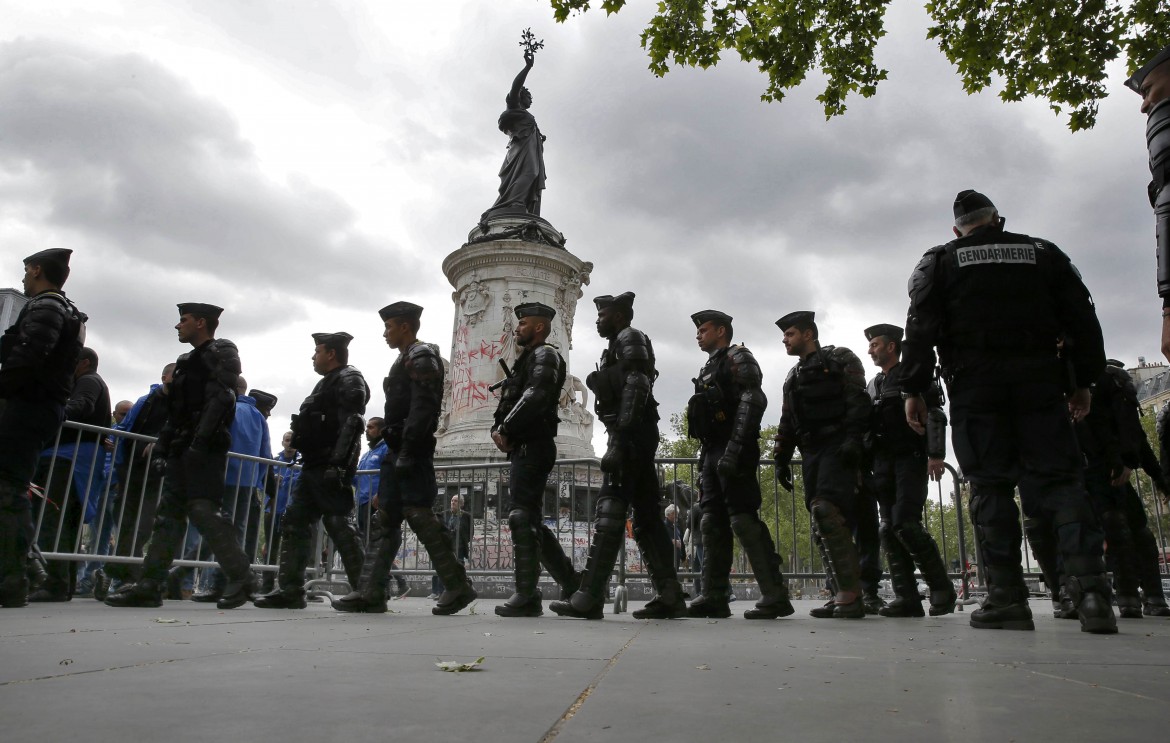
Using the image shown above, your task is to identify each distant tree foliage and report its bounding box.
[548,0,1170,130]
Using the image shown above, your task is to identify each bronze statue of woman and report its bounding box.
[482,49,546,220]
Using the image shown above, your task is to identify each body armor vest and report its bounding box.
[689,348,736,443]
[293,366,364,467]
[788,346,850,436]
[494,344,566,442]
[935,232,1061,371]
[587,327,657,427]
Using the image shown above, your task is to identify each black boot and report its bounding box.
[1056,584,1079,619]
[190,575,225,603]
[551,497,626,620]
[537,523,580,600]
[1024,516,1062,616]
[334,511,399,613]
[496,509,543,617]
[896,521,955,616]
[186,500,254,610]
[322,514,366,591]
[1064,557,1118,635]
[810,499,865,619]
[1099,511,1141,619]
[406,507,477,615]
[631,521,687,619]
[0,490,31,608]
[686,512,732,618]
[1144,595,1170,617]
[253,529,311,610]
[105,577,165,608]
[970,567,1034,630]
[879,524,924,618]
[730,513,794,619]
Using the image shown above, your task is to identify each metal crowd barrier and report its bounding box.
[29,421,1170,608]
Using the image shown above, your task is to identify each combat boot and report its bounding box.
[686,512,732,619]
[322,514,366,592]
[810,499,865,619]
[970,568,1034,630]
[1056,585,1078,619]
[334,510,399,613]
[1116,593,1144,620]
[1064,561,1118,635]
[496,510,543,618]
[105,578,165,608]
[862,589,886,615]
[631,523,687,619]
[405,507,477,616]
[0,575,29,608]
[537,523,581,600]
[185,500,254,610]
[551,497,625,620]
[896,521,956,616]
[254,532,311,610]
[1143,595,1170,617]
[879,525,924,618]
[730,513,794,619]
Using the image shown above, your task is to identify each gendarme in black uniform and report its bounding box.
[0,249,84,608]
[774,310,870,619]
[255,332,369,610]
[685,309,793,620]
[107,303,255,610]
[491,302,579,617]
[550,292,686,620]
[863,323,955,618]
[898,189,1115,634]
[335,301,477,616]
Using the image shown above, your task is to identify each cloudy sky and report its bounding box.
[0,1,1158,458]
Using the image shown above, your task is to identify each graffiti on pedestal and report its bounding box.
[449,321,511,413]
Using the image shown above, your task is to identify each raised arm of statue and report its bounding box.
[506,52,534,109]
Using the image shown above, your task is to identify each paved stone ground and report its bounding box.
[1,597,1167,742]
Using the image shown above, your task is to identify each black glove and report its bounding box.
[776,462,794,493]
[394,453,414,477]
[717,442,741,480]
[600,436,626,474]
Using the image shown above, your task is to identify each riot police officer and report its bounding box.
[334,302,477,615]
[491,302,580,617]
[254,332,369,609]
[863,323,955,618]
[774,311,870,619]
[107,303,255,610]
[899,190,1116,634]
[550,292,686,620]
[0,249,85,608]
[1124,43,1170,361]
[685,310,793,620]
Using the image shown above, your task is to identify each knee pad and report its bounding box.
[1053,504,1096,530]
[593,498,627,535]
[508,508,535,533]
[321,514,356,539]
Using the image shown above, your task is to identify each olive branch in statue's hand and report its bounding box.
[520,28,544,58]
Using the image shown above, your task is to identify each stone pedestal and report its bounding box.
[434,215,595,461]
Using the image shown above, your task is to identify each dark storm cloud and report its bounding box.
[0,39,414,317]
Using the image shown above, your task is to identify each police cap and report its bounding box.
[864,323,903,343]
[691,310,732,328]
[312,332,354,348]
[515,302,556,320]
[593,292,635,311]
[249,389,278,415]
[379,301,423,321]
[1125,43,1170,94]
[775,310,815,332]
[23,248,72,286]
[1105,358,1126,368]
[177,303,224,320]
[953,190,996,219]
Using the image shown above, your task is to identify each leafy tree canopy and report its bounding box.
[549,0,1170,131]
